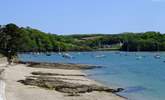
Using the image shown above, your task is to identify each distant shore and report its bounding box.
[1,58,126,100]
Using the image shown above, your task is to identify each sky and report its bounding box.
[0,0,165,34]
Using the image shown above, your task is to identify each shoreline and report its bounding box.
[0,59,7,100]
[0,80,6,100]
[1,59,126,100]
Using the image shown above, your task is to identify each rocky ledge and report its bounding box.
[18,73,124,96]
[17,61,102,70]
[17,61,124,97]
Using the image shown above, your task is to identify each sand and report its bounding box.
[1,62,125,100]
[0,58,7,100]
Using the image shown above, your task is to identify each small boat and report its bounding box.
[36,52,40,55]
[95,54,106,58]
[154,54,161,59]
[62,53,73,59]
[46,53,51,56]
[32,52,40,57]
[45,52,51,56]
[136,56,142,60]
[58,52,62,55]
[58,46,62,55]
[154,43,161,59]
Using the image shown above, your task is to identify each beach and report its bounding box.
[0,58,125,100]
[0,58,7,100]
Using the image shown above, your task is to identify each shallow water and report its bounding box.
[19,51,165,100]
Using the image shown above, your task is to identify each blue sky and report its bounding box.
[0,0,165,34]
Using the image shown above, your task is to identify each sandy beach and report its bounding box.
[0,58,125,100]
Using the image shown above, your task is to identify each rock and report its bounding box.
[17,61,102,70]
[18,75,124,95]
[31,71,86,76]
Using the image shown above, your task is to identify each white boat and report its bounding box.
[62,53,73,59]
[58,47,62,55]
[154,43,161,59]
[58,52,62,55]
[136,56,142,60]
[154,54,161,59]
[95,54,106,58]
[36,52,40,55]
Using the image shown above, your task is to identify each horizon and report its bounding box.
[2,23,165,35]
[1,0,165,34]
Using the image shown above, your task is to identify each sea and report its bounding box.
[19,51,165,100]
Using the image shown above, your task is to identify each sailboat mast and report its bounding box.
[157,42,159,52]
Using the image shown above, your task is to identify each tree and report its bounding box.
[0,23,23,64]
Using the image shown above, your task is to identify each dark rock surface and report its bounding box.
[18,75,124,96]
[31,71,86,76]
[17,61,102,70]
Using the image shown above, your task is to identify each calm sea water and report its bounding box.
[19,51,165,100]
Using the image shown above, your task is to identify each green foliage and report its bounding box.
[1,23,165,59]
[120,32,165,51]
[70,32,165,51]
[0,23,23,63]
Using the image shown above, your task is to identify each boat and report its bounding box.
[32,52,40,57]
[45,52,51,56]
[57,46,61,55]
[136,45,142,60]
[62,53,73,59]
[95,54,106,58]
[154,43,161,59]
[46,53,51,56]
[94,42,106,58]
[136,56,142,60]
[154,54,161,59]
[36,52,40,55]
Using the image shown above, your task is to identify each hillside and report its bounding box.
[1,23,165,53]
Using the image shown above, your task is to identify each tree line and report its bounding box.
[1,23,165,63]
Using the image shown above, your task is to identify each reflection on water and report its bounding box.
[19,51,165,100]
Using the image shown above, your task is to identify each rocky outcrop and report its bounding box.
[18,75,124,96]
[17,61,102,70]
[17,62,124,97]
[31,71,86,76]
